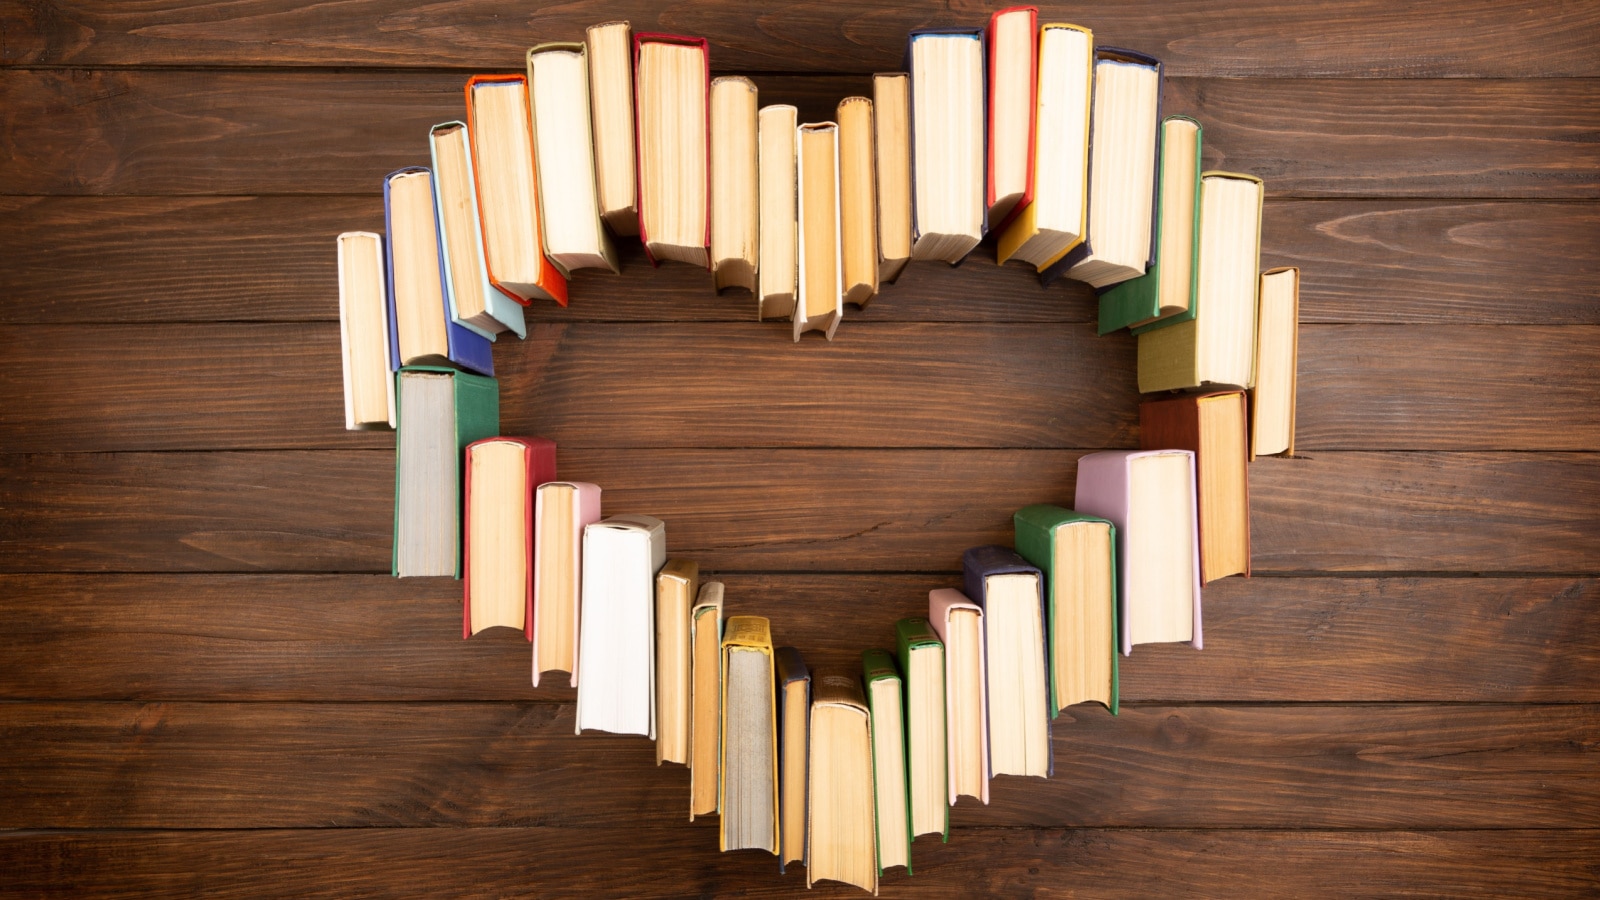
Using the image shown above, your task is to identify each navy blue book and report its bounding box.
[774,646,810,874]
[903,27,988,265]
[961,545,1052,778]
[382,166,494,377]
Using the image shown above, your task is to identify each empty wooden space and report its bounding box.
[1,1,1596,897]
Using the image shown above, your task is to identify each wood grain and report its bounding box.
[6,0,1599,77]
[1,700,1594,829]
[6,196,1595,326]
[2,574,1594,703]
[4,70,1597,198]
[3,450,1596,574]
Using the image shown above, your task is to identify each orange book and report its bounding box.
[463,74,569,306]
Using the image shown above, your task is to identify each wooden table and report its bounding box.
[2,2,1598,896]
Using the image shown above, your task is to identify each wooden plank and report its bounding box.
[3,322,1597,452]
[0,701,1594,829]
[4,828,1597,898]
[7,196,1596,326]
[7,0,1599,77]
[4,70,1597,198]
[1,450,1595,574]
[2,574,1595,703]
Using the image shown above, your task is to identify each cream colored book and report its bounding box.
[794,122,843,341]
[837,96,878,307]
[689,582,725,820]
[585,21,639,236]
[655,559,700,765]
[711,76,759,293]
[528,42,620,275]
[756,104,799,321]
[1252,267,1301,458]
[335,231,396,430]
[872,73,912,283]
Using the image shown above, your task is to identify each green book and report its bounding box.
[1097,116,1203,336]
[1013,504,1119,716]
[893,617,949,844]
[862,649,912,876]
[392,365,499,578]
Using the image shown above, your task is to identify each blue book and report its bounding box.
[427,123,528,341]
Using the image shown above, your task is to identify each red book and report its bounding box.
[986,6,1039,232]
[632,33,712,268]
[463,436,558,639]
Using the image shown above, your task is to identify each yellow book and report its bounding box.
[719,615,780,855]
[997,24,1093,269]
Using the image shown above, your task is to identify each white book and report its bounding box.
[575,515,667,737]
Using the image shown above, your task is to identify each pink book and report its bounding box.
[1073,450,1203,655]
[928,588,991,805]
[531,481,602,687]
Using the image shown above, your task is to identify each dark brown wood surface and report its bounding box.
[1,2,1596,896]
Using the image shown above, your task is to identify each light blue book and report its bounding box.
[428,121,528,340]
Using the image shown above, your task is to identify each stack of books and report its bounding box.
[330,7,1305,893]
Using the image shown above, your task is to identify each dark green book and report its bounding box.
[893,617,949,843]
[1097,116,1203,336]
[1013,504,1119,715]
[392,365,499,578]
[862,649,912,876]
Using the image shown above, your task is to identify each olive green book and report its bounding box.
[1013,504,1119,716]
[863,649,913,876]
[1098,116,1203,335]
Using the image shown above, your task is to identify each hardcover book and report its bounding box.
[775,646,810,872]
[1013,504,1118,715]
[807,671,877,894]
[795,121,843,340]
[383,167,493,377]
[528,42,621,275]
[1099,116,1204,335]
[575,515,666,736]
[906,28,987,264]
[392,366,499,579]
[985,5,1038,232]
[710,76,760,292]
[720,615,779,856]
[531,481,601,687]
[585,21,639,236]
[863,649,912,875]
[463,437,556,638]
[894,617,949,841]
[756,104,799,320]
[689,581,725,820]
[1074,450,1203,654]
[656,559,701,765]
[962,545,1051,778]
[1252,267,1301,458]
[872,72,912,283]
[336,231,396,430]
[928,588,989,805]
[427,123,528,341]
[1141,391,1251,583]
[633,33,711,268]
[837,96,879,307]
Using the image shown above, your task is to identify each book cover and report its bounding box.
[1073,450,1203,655]
[462,74,570,306]
[530,480,601,687]
[985,6,1038,234]
[383,167,494,376]
[1012,504,1119,716]
[863,648,913,876]
[336,231,397,430]
[631,33,712,269]
[926,587,990,805]
[962,545,1052,778]
[774,645,810,873]
[461,436,556,640]
[719,615,780,855]
[1100,116,1204,335]
[1141,391,1252,582]
[904,27,990,258]
[390,365,500,579]
[893,617,949,841]
[427,122,529,341]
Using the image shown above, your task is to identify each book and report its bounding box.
[1099,117,1204,335]
[1074,450,1203,654]
[1012,504,1118,715]
[428,123,529,341]
[756,104,799,321]
[795,121,843,341]
[528,42,621,275]
[689,581,725,820]
[907,28,987,264]
[775,646,810,872]
[1252,267,1301,458]
[392,366,499,578]
[1050,49,1163,289]
[463,437,556,638]
[710,76,759,293]
[872,73,912,283]
[464,75,569,306]
[383,167,493,377]
[894,618,948,842]
[995,23,1092,270]
[962,546,1050,779]
[655,558,701,765]
[806,671,878,894]
[336,231,396,430]
[986,5,1038,231]
[531,480,601,687]
[927,588,989,805]
[634,33,711,268]
[585,21,639,236]
[863,649,911,875]
[1141,391,1251,583]
[720,615,779,856]
[837,96,879,308]
[1137,172,1266,392]
[574,515,666,736]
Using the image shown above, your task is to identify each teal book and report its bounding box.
[1013,504,1119,715]
[863,649,913,876]
[428,122,528,341]
[392,365,500,578]
[893,617,949,843]
[1097,116,1203,336]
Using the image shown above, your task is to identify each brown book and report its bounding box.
[795,122,842,341]
[837,96,879,308]
[1252,267,1300,458]
[655,559,700,765]
[711,77,759,293]
[688,581,724,819]
[1140,391,1250,583]
[872,73,912,283]
[807,671,877,893]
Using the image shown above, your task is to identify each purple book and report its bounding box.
[961,546,1051,778]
